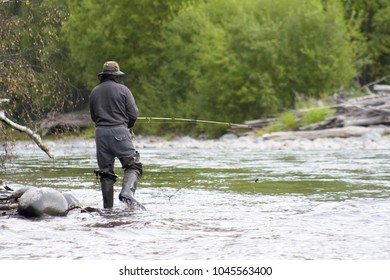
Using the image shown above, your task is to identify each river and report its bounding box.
[0,136,389,260]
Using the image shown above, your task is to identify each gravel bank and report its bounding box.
[10,130,390,158]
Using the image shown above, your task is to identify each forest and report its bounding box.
[1,0,390,136]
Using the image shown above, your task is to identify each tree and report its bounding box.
[342,0,390,84]
[152,0,359,124]
[0,0,73,124]
[60,0,193,118]
[1,0,68,167]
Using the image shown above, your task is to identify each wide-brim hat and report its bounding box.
[97,61,125,76]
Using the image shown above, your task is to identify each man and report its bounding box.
[90,61,144,210]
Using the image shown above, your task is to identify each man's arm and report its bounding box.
[125,89,139,128]
[89,95,96,123]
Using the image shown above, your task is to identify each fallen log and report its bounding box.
[373,84,390,93]
[344,115,390,127]
[244,116,277,128]
[38,110,93,136]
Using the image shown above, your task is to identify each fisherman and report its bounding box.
[89,61,144,209]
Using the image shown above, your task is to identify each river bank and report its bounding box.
[137,129,389,150]
[9,128,389,159]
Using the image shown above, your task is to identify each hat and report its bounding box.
[97,61,125,76]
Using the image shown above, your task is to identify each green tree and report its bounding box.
[153,0,359,125]
[60,0,192,118]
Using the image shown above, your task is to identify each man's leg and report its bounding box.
[95,168,117,209]
[119,154,145,210]
[95,127,117,209]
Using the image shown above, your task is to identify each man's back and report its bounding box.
[90,80,138,127]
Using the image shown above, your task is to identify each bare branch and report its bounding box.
[0,110,55,158]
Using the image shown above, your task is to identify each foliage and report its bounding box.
[259,120,284,135]
[259,105,336,135]
[0,0,73,124]
[301,107,336,125]
[260,110,298,135]
[279,111,299,131]
[151,0,359,129]
[60,0,192,117]
[342,0,390,83]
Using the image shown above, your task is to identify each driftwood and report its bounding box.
[302,91,390,130]
[247,84,390,139]
[0,204,17,211]
[373,84,390,93]
[1,99,54,158]
[0,186,17,214]
[38,110,93,136]
[244,117,276,128]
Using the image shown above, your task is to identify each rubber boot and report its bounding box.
[119,169,145,210]
[101,177,115,209]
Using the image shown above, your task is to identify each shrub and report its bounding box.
[301,107,336,125]
[279,110,299,131]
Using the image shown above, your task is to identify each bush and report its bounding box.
[301,107,336,125]
[279,111,299,131]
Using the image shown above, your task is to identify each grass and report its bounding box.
[301,107,336,126]
[279,110,298,130]
[258,103,336,135]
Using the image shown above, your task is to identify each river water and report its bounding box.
[0,136,389,260]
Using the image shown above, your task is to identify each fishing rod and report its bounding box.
[137,116,254,129]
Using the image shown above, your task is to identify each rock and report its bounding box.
[219,133,238,141]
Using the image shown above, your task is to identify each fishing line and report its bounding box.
[161,179,195,201]
[137,117,253,129]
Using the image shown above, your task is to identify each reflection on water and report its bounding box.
[0,139,389,259]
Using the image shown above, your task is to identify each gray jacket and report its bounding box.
[90,80,138,128]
